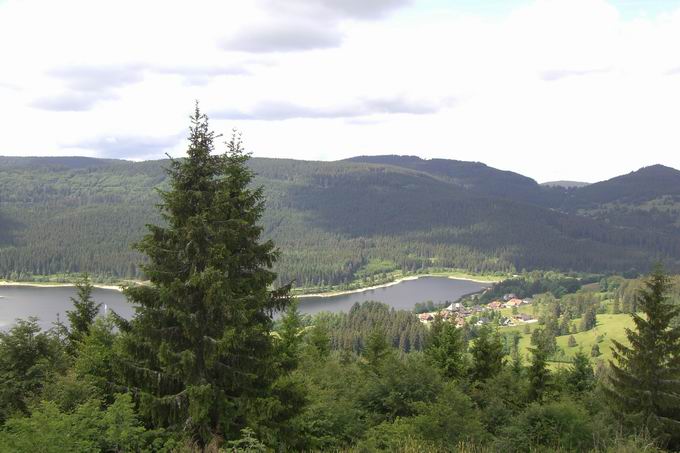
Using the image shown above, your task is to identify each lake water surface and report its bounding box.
[0,277,490,329]
[297,277,489,315]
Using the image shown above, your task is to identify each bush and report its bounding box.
[496,400,594,452]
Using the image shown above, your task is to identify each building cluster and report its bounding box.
[417,294,536,328]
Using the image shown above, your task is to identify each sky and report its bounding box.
[1,0,680,183]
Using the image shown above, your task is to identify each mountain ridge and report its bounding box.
[0,155,678,285]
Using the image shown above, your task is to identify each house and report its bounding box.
[513,313,534,322]
[500,317,515,327]
[439,310,453,320]
[503,293,517,301]
[419,313,434,322]
[476,317,490,326]
[446,302,463,312]
[506,298,523,308]
[487,301,503,310]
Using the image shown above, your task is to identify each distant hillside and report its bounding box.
[541,180,590,188]
[345,155,553,205]
[566,165,680,206]
[0,156,679,287]
[559,165,680,235]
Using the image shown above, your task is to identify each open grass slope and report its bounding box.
[503,311,635,367]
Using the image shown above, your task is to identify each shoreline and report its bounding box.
[0,281,124,292]
[296,273,498,299]
[0,272,502,298]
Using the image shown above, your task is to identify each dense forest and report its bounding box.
[3,111,680,452]
[1,153,680,288]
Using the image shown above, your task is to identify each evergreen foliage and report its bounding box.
[0,318,65,422]
[318,301,427,354]
[591,343,601,357]
[566,351,595,394]
[470,324,505,383]
[115,107,294,445]
[580,304,598,332]
[568,335,577,347]
[425,315,468,380]
[2,156,680,287]
[277,300,305,372]
[528,328,551,402]
[64,274,100,353]
[606,266,680,446]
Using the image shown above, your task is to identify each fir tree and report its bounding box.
[306,322,331,359]
[364,327,391,371]
[590,344,601,357]
[509,331,524,376]
[65,274,100,353]
[425,315,467,380]
[528,328,551,402]
[277,300,304,372]
[580,305,597,332]
[566,351,594,394]
[568,335,577,348]
[116,106,293,445]
[470,324,505,383]
[606,266,680,446]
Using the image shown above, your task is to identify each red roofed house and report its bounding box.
[419,313,434,322]
[506,298,523,308]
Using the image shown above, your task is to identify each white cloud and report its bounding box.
[0,0,680,182]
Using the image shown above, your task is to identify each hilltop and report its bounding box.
[0,155,679,288]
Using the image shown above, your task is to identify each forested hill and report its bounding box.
[1,155,679,286]
[557,165,680,235]
[345,155,550,205]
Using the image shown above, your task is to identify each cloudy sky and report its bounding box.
[2,0,680,182]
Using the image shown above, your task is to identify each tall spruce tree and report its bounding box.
[277,300,304,372]
[580,304,597,332]
[470,324,505,383]
[65,273,100,353]
[425,315,467,380]
[117,106,292,445]
[606,266,680,446]
[566,351,594,394]
[528,328,551,402]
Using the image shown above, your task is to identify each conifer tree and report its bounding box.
[528,328,551,402]
[65,274,100,353]
[559,314,571,336]
[364,327,391,371]
[278,300,304,372]
[568,335,577,348]
[580,305,597,332]
[306,322,331,359]
[116,106,293,445]
[591,343,601,357]
[425,315,467,380]
[567,350,594,394]
[470,324,505,383]
[606,266,680,446]
[509,331,524,376]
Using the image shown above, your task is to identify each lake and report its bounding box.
[297,277,490,315]
[0,277,490,329]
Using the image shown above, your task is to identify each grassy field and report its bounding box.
[501,312,635,368]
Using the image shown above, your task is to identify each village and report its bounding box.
[417,293,538,328]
